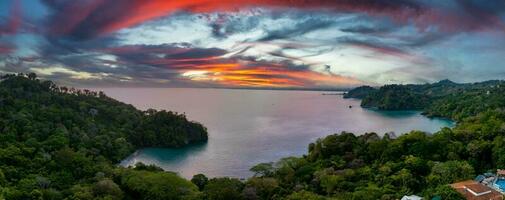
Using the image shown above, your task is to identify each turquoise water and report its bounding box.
[496,179,505,191]
[97,88,454,178]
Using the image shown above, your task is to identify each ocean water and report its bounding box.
[95,88,454,178]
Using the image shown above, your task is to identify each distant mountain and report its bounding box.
[434,79,456,85]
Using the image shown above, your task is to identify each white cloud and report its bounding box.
[30,66,110,80]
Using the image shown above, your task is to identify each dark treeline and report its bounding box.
[1,74,504,199]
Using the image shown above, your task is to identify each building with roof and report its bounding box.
[450,180,503,200]
[497,169,505,177]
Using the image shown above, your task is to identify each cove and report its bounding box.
[96,88,454,179]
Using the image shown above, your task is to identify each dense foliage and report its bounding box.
[424,84,505,120]
[361,85,431,110]
[194,109,503,200]
[353,79,505,120]
[1,74,504,199]
[342,86,377,99]
[0,74,207,199]
[184,80,505,200]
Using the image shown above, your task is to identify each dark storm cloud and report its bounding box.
[453,0,505,30]
[234,55,311,71]
[210,14,261,39]
[41,0,134,40]
[340,26,391,34]
[337,37,413,58]
[257,18,335,42]
[0,0,20,35]
[100,44,229,69]
[38,0,426,40]
[2,0,505,87]
[98,44,313,79]
[339,20,397,34]
[164,47,227,60]
[38,0,505,42]
[0,1,20,55]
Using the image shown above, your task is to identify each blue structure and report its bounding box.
[475,175,485,182]
[484,172,494,177]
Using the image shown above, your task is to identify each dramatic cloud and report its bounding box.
[99,43,362,88]
[0,1,20,55]
[0,43,14,54]
[0,0,20,35]
[40,0,505,40]
[42,0,423,39]
[1,0,505,88]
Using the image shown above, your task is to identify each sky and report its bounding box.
[1,0,505,89]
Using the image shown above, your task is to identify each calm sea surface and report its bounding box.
[95,88,454,179]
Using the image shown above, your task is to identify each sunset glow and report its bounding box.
[1,1,505,88]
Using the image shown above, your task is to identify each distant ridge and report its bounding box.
[346,79,505,121]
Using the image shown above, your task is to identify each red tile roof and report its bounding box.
[450,180,503,200]
[466,183,492,194]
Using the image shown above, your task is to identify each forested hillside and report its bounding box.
[1,74,504,200]
[0,74,207,199]
[348,79,505,120]
[190,81,505,200]
[235,109,505,200]
[183,80,505,200]
[342,86,377,99]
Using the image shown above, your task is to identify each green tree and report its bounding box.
[250,162,274,177]
[120,170,199,200]
[93,179,123,200]
[427,161,474,186]
[284,191,326,200]
[191,174,208,191]
[245,177,279,199]
[204,178,244,200]
[0,169,6,186]
[433,185,465,200]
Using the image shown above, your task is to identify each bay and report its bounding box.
[94,88,454,179]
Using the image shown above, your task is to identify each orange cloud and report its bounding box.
[180,60,362,88]
[102,44,363,88]
[47,0,422,38]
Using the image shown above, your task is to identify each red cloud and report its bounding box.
[44,0,505,40]
[103,0,421,34]
[0,0,21,35]
[45,0,421,39]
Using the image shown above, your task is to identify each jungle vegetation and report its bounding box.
[1,74,504,200]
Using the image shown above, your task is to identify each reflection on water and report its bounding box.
[97,88,454,178]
